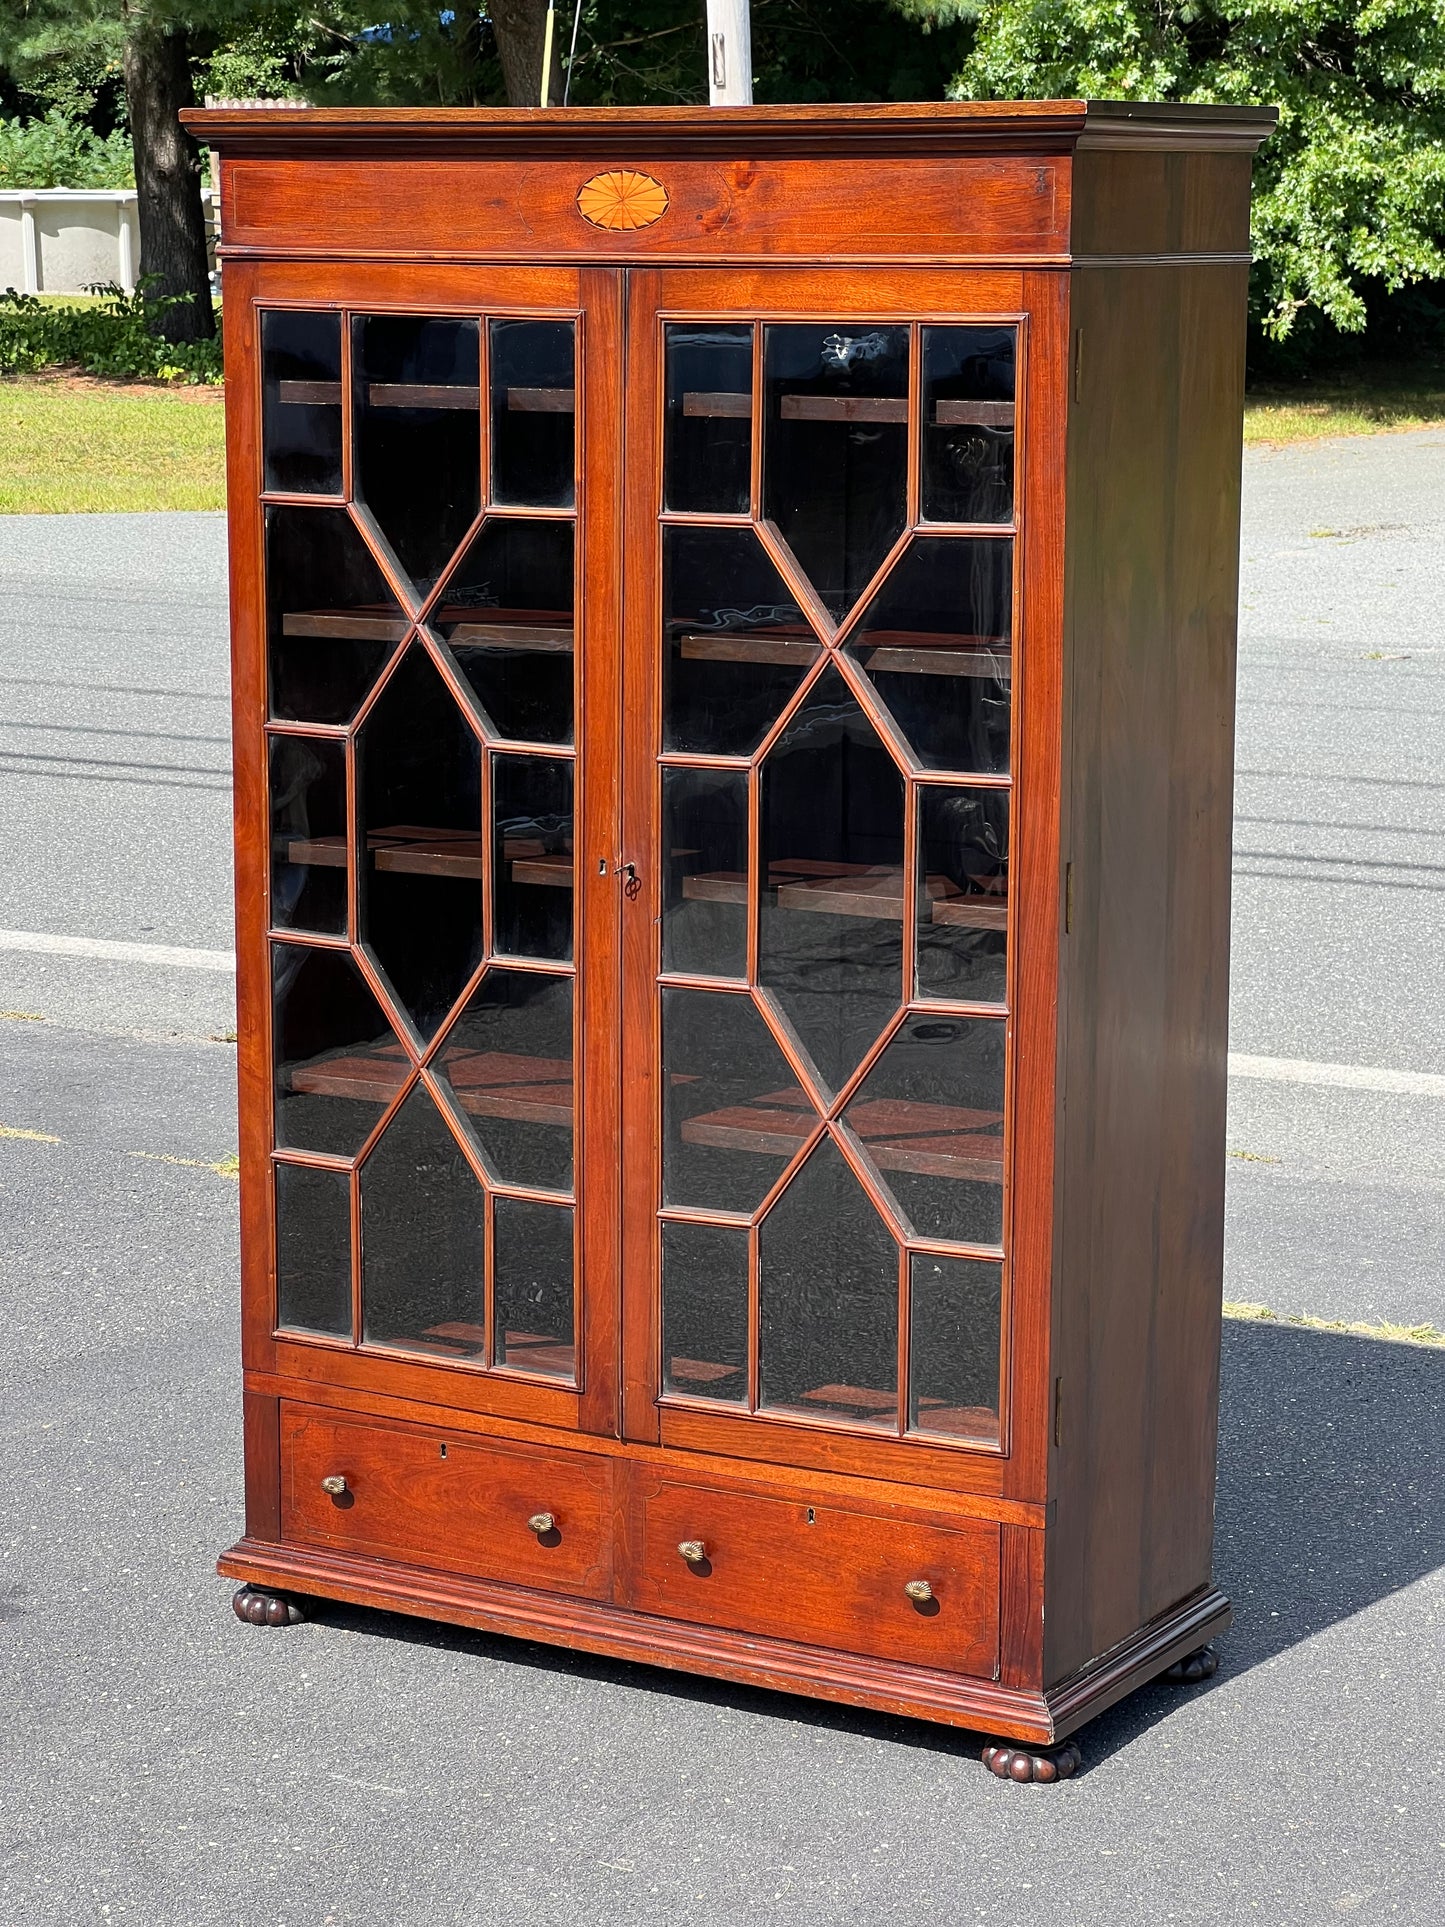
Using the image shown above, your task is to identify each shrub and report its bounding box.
[0,109,134,190]
[0,280,223,382]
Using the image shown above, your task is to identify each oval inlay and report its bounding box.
[576,170,669,232]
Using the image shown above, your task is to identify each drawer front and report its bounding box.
[280,1404,613,1598]
[626,1475,1000,1676]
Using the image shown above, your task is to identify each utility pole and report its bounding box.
[706,0,753,104]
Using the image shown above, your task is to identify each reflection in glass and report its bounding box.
[275,1161,352,1336]
[354,313,480,596]
[846,538,1013,774]
[494,1196,575,1378]
[762,323,909,621]
[273,942,404,1156]
[663,525,817,756]
[921,326,1016,525]
[358,644,483,1040]
[269,734,347,936]
[843,1012,1005,1246]
[492,754,574,961]
[759,1135,898,1427]
[262,309,342,496]
[266,505,403,725]
[662,766,748,979]
[909,1254,1001,1442]
[662,1219,749,1404]
[664,323,752,515]
[758,667,904,1097]
[430,518,574,744]
[662,987,810,1214]
[917,786,1009,1005]
[360,1083,485,1358]
[436,969,573,1193]
[490,320,575,509]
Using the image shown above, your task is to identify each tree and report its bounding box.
[897,0,1445,352]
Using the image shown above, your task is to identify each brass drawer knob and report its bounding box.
[677,1539,707,1565]
[903,1578,933,1603]
[320,1474,348,1497]
[527,1512,557,1536]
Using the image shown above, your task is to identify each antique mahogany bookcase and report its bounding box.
[189,98,1275,1778]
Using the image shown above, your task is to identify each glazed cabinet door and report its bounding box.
[620,267,1042,1492]
[231,263,623,1436]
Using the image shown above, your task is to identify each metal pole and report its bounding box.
[706,0,753,105]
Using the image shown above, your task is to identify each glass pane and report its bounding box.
[663,524,817,756]
[664,323,752,515]
[360,1083,485,1359]
[662,1219,749,1403]
[269,734,347,936]
[273,942,405,1157]
[843,1013,1005,1247]
[758,666,905,1097]
[354,314,480,596]
[490,320,575,509]
[262,309,342,495]
[917,786,1009,1006]
[759,1135,898,1428]
[909,1253,1001,1443]
[762,323,909,622]
[266,506,403,725]
[662,986,812,1214]
[358,644,483,1041]
[493,754,574,961]
[275,1161,352,1336]
[921,326,1016,525]
[435,968,573,1194]
[430,518,574,745]
[662,765,748,980]
[846,537,1012,774]
[494,1197,575,1378]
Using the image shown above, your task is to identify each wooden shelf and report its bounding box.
[276,381,577,413]
[676,627,1010,680]
[290,1043,573,1126]
[282,606,573,650]
[678,391,1014,428]
[681,1085,1003,1183]
[283,824,572,886]
[679,860,1007,929]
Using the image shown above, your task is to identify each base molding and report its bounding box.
[219,1536,1229,1745]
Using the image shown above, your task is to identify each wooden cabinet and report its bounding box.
[192,98,1274,1774]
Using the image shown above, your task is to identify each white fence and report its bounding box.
[0,188,217,296]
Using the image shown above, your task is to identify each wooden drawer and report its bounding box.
[280,1404,612,1599]
[624,1473,1000,1676]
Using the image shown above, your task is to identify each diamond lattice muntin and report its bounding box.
[656,314,1018,1437]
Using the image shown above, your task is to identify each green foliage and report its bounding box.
[921,0,1445,347]
[0,106,132,185]
[0,280,223,380]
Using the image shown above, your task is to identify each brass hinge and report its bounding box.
[1065,861,1074,935]
[1053,1376,1063,1448]
[1072,329,1084,403]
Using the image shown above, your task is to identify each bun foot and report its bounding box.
[982,1740,1081,1784]
[232,1585,304,1627]
[1162,1644,1218,1684]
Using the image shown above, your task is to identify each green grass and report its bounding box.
[1223,1301,1445,1348]
[1244,366,1445,446]
[0,374,226,513]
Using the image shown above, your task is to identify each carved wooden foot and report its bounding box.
[982,1740,1081,1784]
[1162,1644,1218,1684]
[232,1585,304,1627]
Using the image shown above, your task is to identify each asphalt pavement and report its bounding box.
[1,434,1442,1923]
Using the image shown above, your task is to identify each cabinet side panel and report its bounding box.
[1046,258,1246,1684]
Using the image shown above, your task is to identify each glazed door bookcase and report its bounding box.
[620,270,1033,1497]
[244,263,624,1440]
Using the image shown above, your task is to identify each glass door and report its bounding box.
[254,267,621,1432]
[622,270,1022,1475]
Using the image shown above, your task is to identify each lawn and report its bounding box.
[0,375,226,514]
[1243,367,1445,445]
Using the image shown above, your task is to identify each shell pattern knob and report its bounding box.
[903,1579,934,1603]
[320,1474,348,1497]
[527,1512,557,1536]
[677,1540,707,1565]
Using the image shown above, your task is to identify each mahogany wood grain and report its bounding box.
[280,1403,614,1595]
